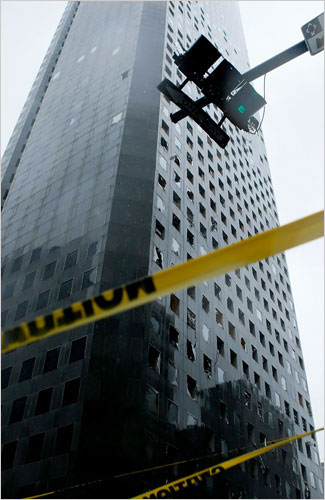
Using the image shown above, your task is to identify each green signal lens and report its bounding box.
[237,104,246,114]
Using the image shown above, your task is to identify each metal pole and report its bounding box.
[242,40,308,83]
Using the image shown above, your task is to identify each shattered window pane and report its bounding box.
[153,247,163,268]
[202,324,210,342]
[156,195,165,213]
[187,308,196,329]
[145,386,159,414]
[187,340,196,362]
[148,345,161,373]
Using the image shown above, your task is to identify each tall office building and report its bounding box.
[1,2,323,498]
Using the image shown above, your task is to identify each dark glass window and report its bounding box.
[30,247,42,263]
[14,300,28,321]
[64,250,78,270]
[1,441,18,470]
[3,281,16,300]
[54,424,74,455]
[62,378,81,406]
[9,397,27,424]
[69,337,87,363]
[11,256,23,273]
[36,290,50,310]
[35,388,53,415]
[58,279,73,300]
[1,367,12,389]
[25,433,45,463]
[18,358,35,382]
[22,271,36,290]
[43,348,60,373]
[43,261,57,280]
[81,268,97,289]
[87,241,97,257]
[1,309,8,328]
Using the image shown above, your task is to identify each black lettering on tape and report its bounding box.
[57,307,82,326]
[94,288,123,310]
[82,300,94,317]
[28,315,55,337]
[209,465,223,476]
[125,277,156,301]
[3,326,27,348]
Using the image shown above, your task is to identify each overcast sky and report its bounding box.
[1,1,324,461]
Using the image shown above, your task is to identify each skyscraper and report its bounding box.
[1,1,323,498]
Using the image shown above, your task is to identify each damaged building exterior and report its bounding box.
[1,1,323,498]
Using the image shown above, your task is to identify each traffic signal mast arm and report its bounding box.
[241,39,308,84]
[171,39,308,125]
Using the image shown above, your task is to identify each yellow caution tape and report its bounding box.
[25,427,324,499]
[2,210,323,354]
[132,427,324,498]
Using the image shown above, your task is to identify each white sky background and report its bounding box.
[1,1,324,460]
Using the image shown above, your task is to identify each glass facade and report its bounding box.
[1,2,323,498]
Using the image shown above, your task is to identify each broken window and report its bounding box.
[167,401,178,425]
[187,184,194,198]
[174,171,181,187]
[158,174,166,190]
[161,136,168,150]
[236,285,243,301]
[172,213,181,231]
[284,400,290,417]
[199,295,209,314]
[169,325,179,348]
[161,119,169,134]
[155,219,165,239]
[186,169,194,185]
[170,294,180,315]
[257,401,263,419]
[186,340,196,362]
[186,207,194,225]
[238,308,245,325]
[272,366,278,381]
[200,223,207,238]
[153,246,163,268]
[173,191,181,208]
[203,354,212,377]
[254,372,260,388]
[215,308,223,327]
[225,274,231,286]
[275,392,281,408]
[156,195,165,212]
[214,283,221,299]
[187,375,197,399]
[227,297,234,312]
[244,391,251,407]
[217,367,225,383]
[241,338,247,351]
[217,336,224,356]
[243,361,249,378]
[187,308,196,329]
[230,349,237,368]
[306,401,312,417]
[251,345,258,361]
[187,230,194,246]
[202,324,210,342]
[262,356,268,372]
[168,361,178,386]
[227,321,235,340]
[145,385,159,414]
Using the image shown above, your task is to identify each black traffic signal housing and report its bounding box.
[157,35,266,147]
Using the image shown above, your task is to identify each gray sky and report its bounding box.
[1,1,324,460]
